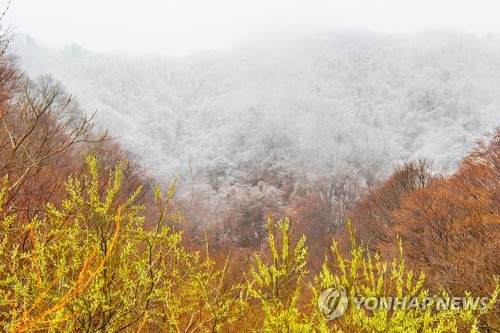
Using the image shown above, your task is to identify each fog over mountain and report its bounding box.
[11,30,500,200]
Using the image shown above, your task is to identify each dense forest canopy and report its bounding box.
[13,31,500,188]
[1,15,499,332]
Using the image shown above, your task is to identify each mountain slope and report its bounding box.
[11,30,500,196]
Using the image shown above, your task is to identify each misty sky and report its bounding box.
[6,0,500,55]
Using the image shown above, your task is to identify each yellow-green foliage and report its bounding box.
[0,157,496,332]
[0,156,245,332]
[312,223,499,333]
[249,218,313,332]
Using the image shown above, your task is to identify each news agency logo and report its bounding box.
[318,287,348,320]
[318,286,491,321]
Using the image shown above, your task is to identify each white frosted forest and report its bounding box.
[11,30,500,214]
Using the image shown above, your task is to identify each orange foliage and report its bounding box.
[352,129,499,317]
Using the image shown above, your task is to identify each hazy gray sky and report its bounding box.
[6,0,500,55]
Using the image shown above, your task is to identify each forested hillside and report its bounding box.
[11,31,500,253]
[13,31,500,185]
[1,24,499,332]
